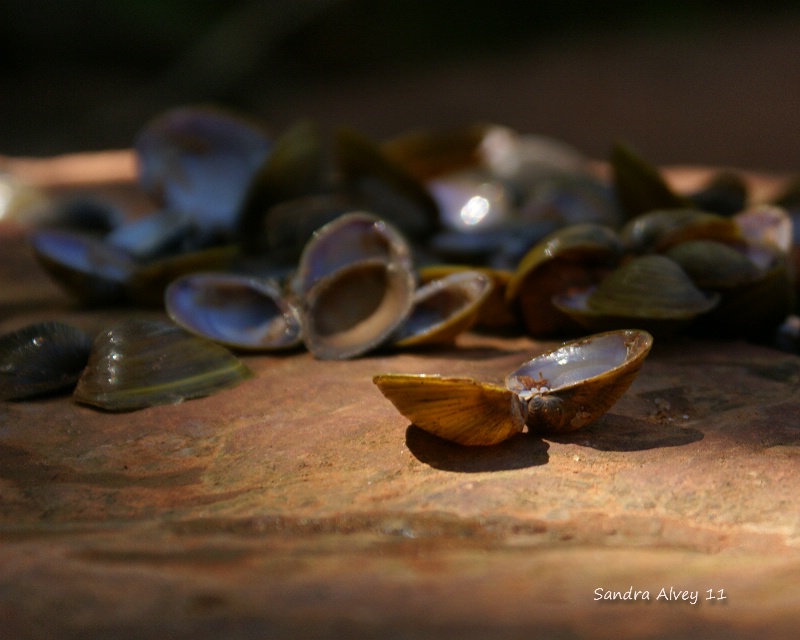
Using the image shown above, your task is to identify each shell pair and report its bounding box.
[165,212,494,359]
[374,329,653,445]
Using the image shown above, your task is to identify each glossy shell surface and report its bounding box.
[373,374,527,446]
[165,272,303,351]
[74,318,252,411]
[506,329,653,434]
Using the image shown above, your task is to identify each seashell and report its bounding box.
[373,374,528,446]
[294,211,413,297]
[620,208,744,254]
[374,329,652,444]
[335,127,440,240]
[610,141,692,220]
[392,270,493,347]
[381,123,494,182]
[733,204,792,255]
[0,322,93,400]
[506,329,653,434]
[688,170,748,217]
[553,255,719,335]
[427,169,513,233]
[124,244,240,307]
[29,229,137,305]
[418,265,521,332]
[302,258,416,360]
[0,173,51,225]
[664,240,762,290]
[237,120,329,252]
[506,223,624,337]
[105,209,204,262]
[135,105,272,235]
[74,318,252,411]
[165,272,302,351]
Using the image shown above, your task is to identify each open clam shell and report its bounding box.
[74,318,252,411]
[374,329,653,444]
[391,270,493,347]
[373,374,528,446]
[506,329,653,434]
[302,258,416,360]
[165,272,303,351]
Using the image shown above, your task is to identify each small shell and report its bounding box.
[620,209,742,254]
[30,229,137,305]
[392,270,493,347]
[165,272,303,351]
[553,255,719,335]
[507,329,653,434]
[295,212,413,297]
[302,258,416,360]
[373,374,527,446]
[506,223,624,337]
[0,322,93,400]
[74,318,252,411]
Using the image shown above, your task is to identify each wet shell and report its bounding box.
[74,318,252,411]
[0,322,93,400]
[373,374,527,446]
[165,272,303,351]
[392,270,493,347]
[302,258,416,360]
[506,329,653,434]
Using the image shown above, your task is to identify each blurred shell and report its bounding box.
[165,272,303,351]
[237,120,328,252]
[0,173,51,225]
[688,170,748,217]
[0,322,93,400]
[392,270,493,347]
[105,210,202,262]
[620,208,743,254]
[506,223,624,337]
[302,258,416,360]
[30,229,137,305]
[734,204,792,254]
[373,374,527,446]
[135,105,272,234]
[664,240,762,289]
[419,265,521,332]
[553,255,719,335]
[610,140,691,220]
[74,318,252,411]
[335,127,440,239]
[507,329,653,434]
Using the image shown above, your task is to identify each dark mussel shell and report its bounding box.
[165,272,303,351]
[0,322,93,400]
[74,318,252,411]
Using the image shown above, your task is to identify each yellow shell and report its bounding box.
[372,374,527,446]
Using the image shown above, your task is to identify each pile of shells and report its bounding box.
[4,104,800,420]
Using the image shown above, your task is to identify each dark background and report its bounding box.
[2,0,799,171]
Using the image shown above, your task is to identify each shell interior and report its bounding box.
[303,258,415,359]
[165,273,303,351]
[507,329,652,397]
